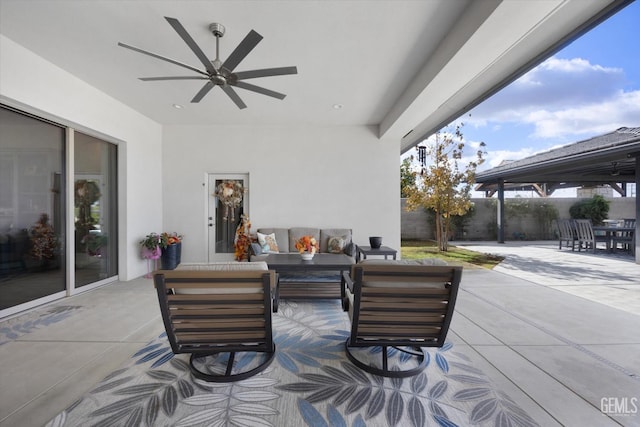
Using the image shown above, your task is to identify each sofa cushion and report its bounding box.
[288,227,320,253]
[359,258,448,266]
[173,262,270,294]
[176,261,268,271]
[256,228,290,252]
[353,259,450,288]
[257,232,280,253]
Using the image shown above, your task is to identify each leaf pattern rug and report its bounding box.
[46,300,539,427]
[0,305,83,346]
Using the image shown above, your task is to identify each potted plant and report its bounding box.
[140,233,161,260]
[295,235,319,260]
[160,232,182,269]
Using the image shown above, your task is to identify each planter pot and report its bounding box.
[161,242,182,270]
[369,236,382,249]
[141,246,161,260]
[300,252,314,261]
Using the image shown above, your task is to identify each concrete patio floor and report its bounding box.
[1,241,639,426]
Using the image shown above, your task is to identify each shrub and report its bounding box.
[569,195,610,225]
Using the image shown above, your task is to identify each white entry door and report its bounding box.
[207,173,249,262]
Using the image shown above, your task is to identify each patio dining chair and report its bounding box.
[341,262,462,378]
[153,268,277,382]
[556,219,577,250]
[612,218,636,255]
[575,219,609,253]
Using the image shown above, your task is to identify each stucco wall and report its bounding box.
[0,35,163,280]
[1,33,403,280]
[402,197,637,240]
[162,125,401,262]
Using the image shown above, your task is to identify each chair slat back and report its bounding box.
[153,270,275,355]
[574,219,594,241]
[349,264,462,348]
[556,219,577,250]
[558,219,577,239]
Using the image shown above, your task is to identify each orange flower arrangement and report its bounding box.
[295,235,319,254]
[160,232,182,249]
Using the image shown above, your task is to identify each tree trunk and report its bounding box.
[435,212,448,252]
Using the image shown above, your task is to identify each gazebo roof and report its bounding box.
[474,127,640,196]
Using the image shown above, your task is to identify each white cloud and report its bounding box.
[477,147,538,170]
[466,57,639,139]
[526,90,640,138]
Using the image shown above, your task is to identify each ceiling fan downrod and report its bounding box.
[209,23,225,73]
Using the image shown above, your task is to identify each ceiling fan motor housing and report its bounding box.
[209,23,225,38]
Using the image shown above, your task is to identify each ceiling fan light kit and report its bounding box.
[118,17,297,109]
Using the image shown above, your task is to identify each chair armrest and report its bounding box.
[272,273,280,313]
[341,270,354,292]
[343,242,356,258]
[340,271,353,312]
[250,243,263,256]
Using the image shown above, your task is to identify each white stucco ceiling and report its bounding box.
[0,0,628,151]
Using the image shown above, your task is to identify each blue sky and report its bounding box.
[408,1,640,197]
[462,1,639,173]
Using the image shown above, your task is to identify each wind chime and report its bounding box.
[417,145,427,176]
[214,180,245,221]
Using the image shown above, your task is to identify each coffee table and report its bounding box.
[264,253,354,308]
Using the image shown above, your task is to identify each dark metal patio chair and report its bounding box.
[153,269,276,382]
[575,219,609,253]
[612,218,636,255]
[556,219,577,250]
[341,262,462,378]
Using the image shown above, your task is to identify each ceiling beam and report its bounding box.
[379,0,498,143]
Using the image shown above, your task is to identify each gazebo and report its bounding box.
[474,127,640,263]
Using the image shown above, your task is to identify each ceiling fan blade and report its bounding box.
[221,30,263,72]
[191,81,215,103]
[118,42,207,76]
[140,76,209,81]
[234,66,298,80]
[165,17,217,75]
[234,81,286,100]
[221,86,247,109]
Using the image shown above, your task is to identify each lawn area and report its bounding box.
[401,240,504,269]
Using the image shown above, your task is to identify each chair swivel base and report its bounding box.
[345,341,427,378]
[189,347,276,382]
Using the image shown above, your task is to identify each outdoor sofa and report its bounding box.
[249,227,356,261]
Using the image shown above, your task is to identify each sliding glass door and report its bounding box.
[0,105,119,315]
[74,132,118,287]
[0,107,66,310]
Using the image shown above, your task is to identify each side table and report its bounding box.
[356,245,398,262]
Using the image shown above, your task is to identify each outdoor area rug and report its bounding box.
[0,305,84,347]
[46,300,539,427]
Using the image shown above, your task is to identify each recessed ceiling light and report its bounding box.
[333,104,343,110]
[173,104,184,109]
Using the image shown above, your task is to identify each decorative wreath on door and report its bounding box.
[213,180,244,221]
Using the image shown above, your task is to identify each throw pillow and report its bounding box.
[327,235,346,254]
[250,242,263,256]
[257,232,280,253]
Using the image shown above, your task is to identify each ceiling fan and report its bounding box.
[118,17,297,109]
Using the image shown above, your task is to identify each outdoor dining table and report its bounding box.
[592,225,636,252]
